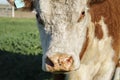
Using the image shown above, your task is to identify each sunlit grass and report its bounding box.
[0,17,42,55]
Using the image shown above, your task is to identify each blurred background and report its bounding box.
[0,1,52,80]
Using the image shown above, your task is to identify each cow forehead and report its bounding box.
[40,0,88,14]
[39,0,89,27]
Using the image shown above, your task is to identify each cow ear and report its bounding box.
[88,0,106,6]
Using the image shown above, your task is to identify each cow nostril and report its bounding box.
[66,56,73,63]
[46,57,54,67]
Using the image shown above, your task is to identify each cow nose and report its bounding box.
[45,53,74,72]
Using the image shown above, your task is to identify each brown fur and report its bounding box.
[95,23,103,39]
[90,0,120,64]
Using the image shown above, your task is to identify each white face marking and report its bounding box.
[38,0,90,71]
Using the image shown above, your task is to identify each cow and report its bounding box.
[7,0,120,80]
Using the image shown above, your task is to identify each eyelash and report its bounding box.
[77,11,85,22]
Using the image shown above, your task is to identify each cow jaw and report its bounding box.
[38,0,91,72]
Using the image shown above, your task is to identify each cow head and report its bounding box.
[39,0,91,73]
[7,0,105,73]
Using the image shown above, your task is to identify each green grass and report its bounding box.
[0,17,52,80]
[0,17,42,55]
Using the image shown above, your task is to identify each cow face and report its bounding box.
[7,0,104,73]
[38,0,90,72]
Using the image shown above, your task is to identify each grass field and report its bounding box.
[0,17,52,80]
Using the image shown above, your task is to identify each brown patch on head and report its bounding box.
[89,1,108,23]
[88,0,106,6]
[95,23,103,39]
[89,0,120,65]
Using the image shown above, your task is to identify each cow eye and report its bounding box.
[36,13,44,25]
[81,11,85,16]
[77,11,85,22]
